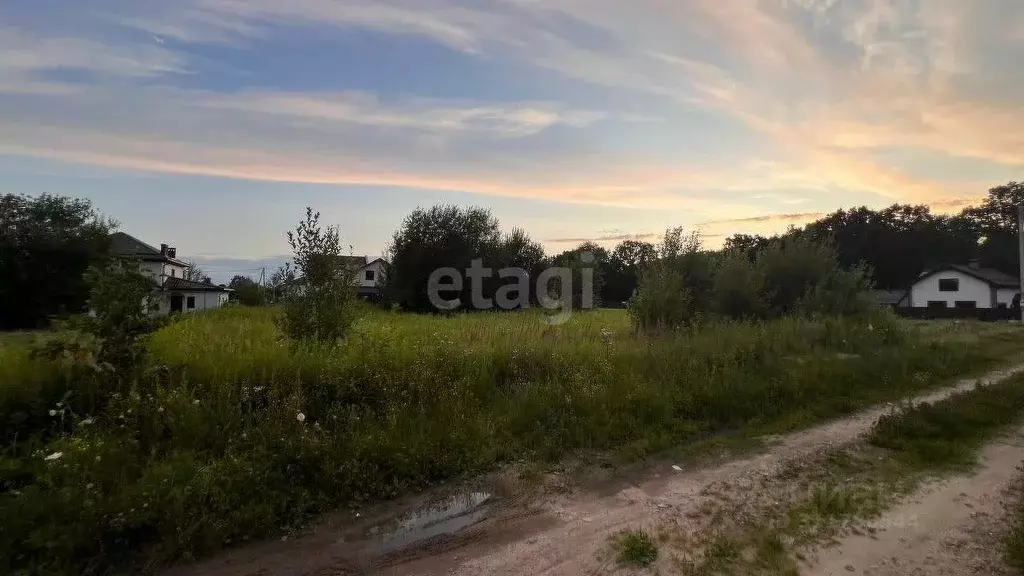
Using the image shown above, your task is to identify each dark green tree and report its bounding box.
[963,182,1024,276]
[228,275,265,306]
[0,193,115,329]
[385,205,544,312]
[604,240,657,305]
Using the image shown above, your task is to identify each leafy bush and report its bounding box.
[629,228,713,332]
[631,231,874,331]
[277,208,359,342]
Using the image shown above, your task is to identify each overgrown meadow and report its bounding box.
[1,306,1022,574]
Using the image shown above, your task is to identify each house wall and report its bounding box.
[152,291,229,316]
[137,260,186,285]
[997,288,1020,308]
[164,262,187,281]
[910,270,993,308]
[358,260,386,288]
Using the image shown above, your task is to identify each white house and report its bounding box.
[906,262,1020,310]
[110,232,231,315]
[357,258,387,299]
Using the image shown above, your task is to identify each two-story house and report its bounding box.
[110,232,231,315]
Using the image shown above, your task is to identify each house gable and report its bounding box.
[909,265,1019,309]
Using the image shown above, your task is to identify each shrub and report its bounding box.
[277,208,359,342]
[631,231,874,331]
[629,228,713,332]
[612,529,659,567]
[711,251,765,320]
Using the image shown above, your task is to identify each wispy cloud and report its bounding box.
[545,232,660,244]
[0,0,1020,221]
[698,212,828,227]
[0,26,187,94]
[203,92,609,137]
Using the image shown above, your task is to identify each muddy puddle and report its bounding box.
[372,491,493,554]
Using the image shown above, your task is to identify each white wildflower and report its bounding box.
[44,452,63,461]
[157,407,164,413]
[193,399,200,405]
[296,412,306,423]
[49,409,57,417]
[80,418,94,425]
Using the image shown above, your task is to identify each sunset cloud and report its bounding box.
[0,0,1021,248]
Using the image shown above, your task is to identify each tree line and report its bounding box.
[3,181,1022,329]
[725,182,1024,290]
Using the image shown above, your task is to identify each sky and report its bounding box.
[1,0,1022,282]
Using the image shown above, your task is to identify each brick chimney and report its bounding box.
[160,243,168,256]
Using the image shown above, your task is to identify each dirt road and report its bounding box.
[805,432,1024,576]
[166,364,1024,576]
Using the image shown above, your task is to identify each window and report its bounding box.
[927,301,948,308]
[938,278,959,292]
[954,301,977,309]
[171,268,177,278]
[186,296,195,310]
[365,270,375,281]
[998,303,1008,309]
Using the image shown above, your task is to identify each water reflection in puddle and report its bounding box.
[374,492,492,553]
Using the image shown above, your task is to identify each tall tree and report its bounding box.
[183,259,207,283]
[963,182,1024,276]
[604,240,657,305]
[386,205,545,312]
[0,194,115,329]
[228,275,265,306]
[549,242,610,308]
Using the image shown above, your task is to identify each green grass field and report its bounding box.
[2,307,1024,574]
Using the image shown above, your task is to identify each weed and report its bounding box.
[754,534,797,574]
[869,373,1024,469]
[612,529,659,567]
[705,534,741,565]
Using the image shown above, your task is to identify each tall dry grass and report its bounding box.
[2,307,1022,573]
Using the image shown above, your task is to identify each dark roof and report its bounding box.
[336,255,367,267]
[110,232,160,256]
[110,232,187,265]
[163,277,230,292]
[918,264,1020,288]
[361,258,388,269]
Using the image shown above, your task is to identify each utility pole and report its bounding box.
[258,267,266,303]
[1017,205,1024,322]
